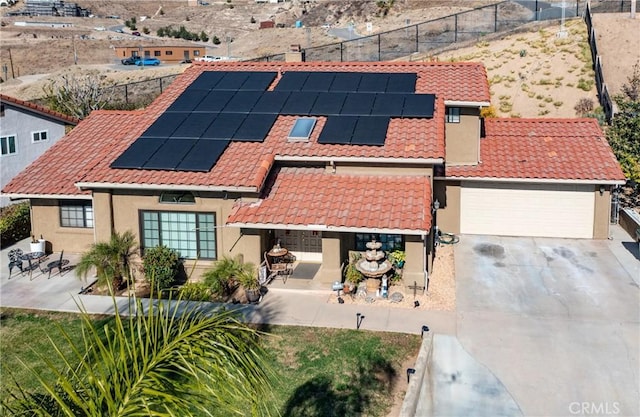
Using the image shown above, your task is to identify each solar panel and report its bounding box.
[175,139,230,172]
[186,71,227,91]
[252,91,290,114]
[141,112,189,137]
[341,93,376,116]
[143,139,197,170]
[402,94,436,117]
[318,116,358,144]
[110,137,166,169]
[240,72,277,90]
[215,71,251,90]
[302,72,335,92]
[167,89,210,112]
[350,116,389,146]
[329,73,362,92]
[222,91,263,113]
[171,113,217,139]
[371,93,405,117]
[386,73,417,93]
[203,113,247,139]
[281,92,318,115]
[233,113,278,141]
[274,72,309,91]
[357,73,389,93]
[196,90,235,112]
[309,92,347,116]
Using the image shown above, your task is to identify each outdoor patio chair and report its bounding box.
[264,251,292,284]
[41,250,69,279]
[7,249,24,279]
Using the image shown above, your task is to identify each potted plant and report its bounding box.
[30,234,45,253]
[388,250,406,269]
[236,263,261,303]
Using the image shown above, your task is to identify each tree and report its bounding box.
[607,62,640,184]
[200,31,209,42]
[3,292,276,416]
[75,230,137,290]
[43,73,117,119]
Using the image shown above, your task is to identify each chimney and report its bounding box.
[285,44,305,62]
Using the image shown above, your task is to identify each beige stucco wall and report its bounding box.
[433,180,461,234]
[332,163,434,177]
[444,107,481,165]
[593,187,611,239]
[96,189,263,281]
[30,199,94,253]
[402,236,428,291]
[317,232,342,284]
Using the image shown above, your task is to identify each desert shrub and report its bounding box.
[0,202,31,248]
[577,78,594,91]
[480,105,497,118]
[143,245,181,291]
[499,101,513,113]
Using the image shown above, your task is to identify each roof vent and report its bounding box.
[288,117,316,142]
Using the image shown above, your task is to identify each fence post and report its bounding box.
[159,77,163,94]
[340,42,344,62]
[415,25,419,53]
[494,3,498,32]
[378,34,381,61]
[535,0,539,20]
[125,84,128,104]
[454,14,458,42]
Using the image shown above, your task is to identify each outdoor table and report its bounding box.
[20,251,46,280]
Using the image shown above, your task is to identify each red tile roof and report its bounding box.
[0,94,80,125]
[227,167,433,234]
[446,118,626,182]
[5,61,461,197]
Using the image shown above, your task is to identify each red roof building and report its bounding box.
[1,61,625,289]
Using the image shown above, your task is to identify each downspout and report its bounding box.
[422,233,428,293]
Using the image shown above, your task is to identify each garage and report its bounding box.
[460,182,595,238]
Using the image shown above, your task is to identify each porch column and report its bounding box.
[317,232,341,284]
[92,190,113,243]
[402,237,427,293]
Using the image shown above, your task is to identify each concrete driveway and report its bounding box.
[454,232,639,417]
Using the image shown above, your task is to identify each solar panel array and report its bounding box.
[111,71,435,172]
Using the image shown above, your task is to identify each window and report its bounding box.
[288,117,316,142]
[32,130,48,142]
[194,50,201,56]
[159,191,195,204]
[1,135,17,156]
[154,50,161,57]
[446,107,461,123]
[355,234,403,252]
[60,201,94,228]
[166,50,173,56]
[141,211,217,259]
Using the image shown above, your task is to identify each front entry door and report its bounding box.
[274,230,322,262]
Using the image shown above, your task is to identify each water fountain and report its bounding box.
[355,239,393,278]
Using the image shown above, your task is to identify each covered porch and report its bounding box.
[226,167,436,292]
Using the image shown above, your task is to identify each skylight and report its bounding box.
[288,117,316,142]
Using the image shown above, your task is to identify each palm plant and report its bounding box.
[202,255,245,299]
[75,230,138,290]
[3,291,277,416]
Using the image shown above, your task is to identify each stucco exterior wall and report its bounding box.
[30,199,94,253]
[433,180,461,234]
[593,187,611,239]
[332,163,434,177]
[444,107,481,165]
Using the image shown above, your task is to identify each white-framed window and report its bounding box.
[140,211,217,259]
[446,107,461,123]
[60,201,94,228]
[1,135,17,156]
[32,130,48,142]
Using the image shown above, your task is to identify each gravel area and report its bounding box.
[327,243,456,312]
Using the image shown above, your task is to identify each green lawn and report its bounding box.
[0,309,421,417]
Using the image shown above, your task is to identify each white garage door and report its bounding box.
[460,182,595,238]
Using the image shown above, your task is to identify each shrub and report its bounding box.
[0,202,31,248]
[177,282,212,301]
[143,246,181,291]
[212,35,221,45]
[202,255,244,299]
[480,105,497,118]
[574,98,594,116]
